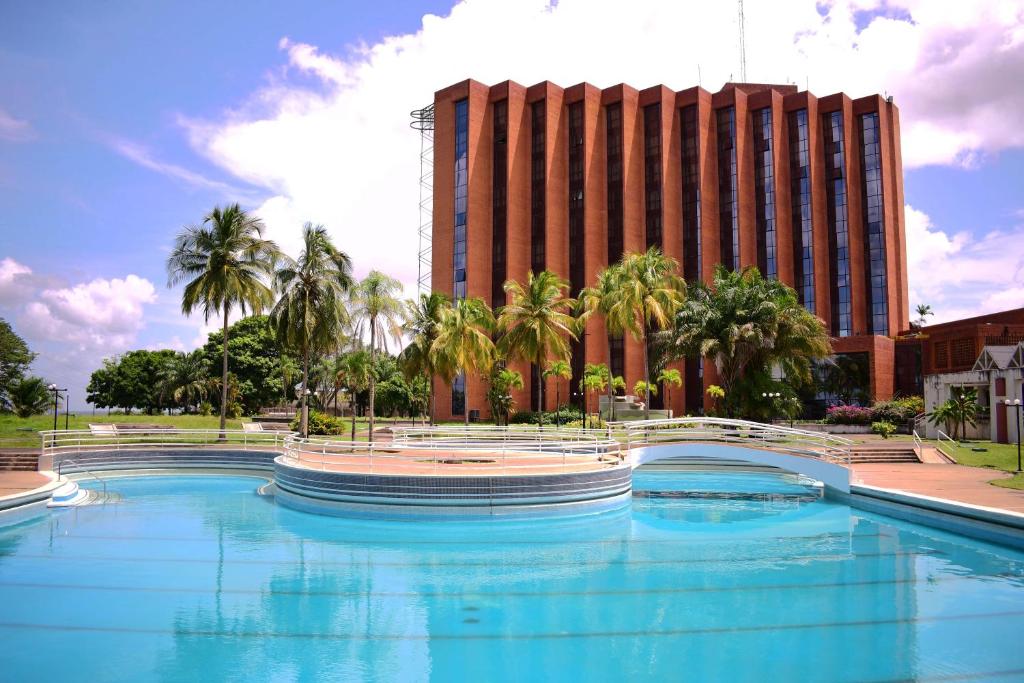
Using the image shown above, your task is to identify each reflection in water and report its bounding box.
[0,474,1023,682]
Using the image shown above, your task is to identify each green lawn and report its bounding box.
[935,440,1024,490]
[0,413,253,448]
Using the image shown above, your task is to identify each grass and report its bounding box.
[935,439,1024,490]
[0,413,253,448]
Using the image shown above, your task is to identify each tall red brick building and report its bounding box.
[430,79,909,421]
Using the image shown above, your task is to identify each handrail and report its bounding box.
[40,428,291,457]
[57,458,107,498]
[912,429,924,460]
[936,429,958,450]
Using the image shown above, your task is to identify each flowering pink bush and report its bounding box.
[825,404,875,425]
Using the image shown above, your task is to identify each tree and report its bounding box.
[432,297,495,426]
[580,363,609,429]
[929,385,980,441]
[657,368,682,416]
[543,359,572,426]
[86,358,120,413]
[0,318,36,411]
[497,270,577,424]
[157,350,211,413]
[634,380,657,403]
[915,304,933,329]
[400,292,449,425]
[167,204,280,432]
[578,266,626,422]
[486,367,524,426]
[270,224,353,438]
[675,265,830,418]
[351,271,403,442]
[337,350,371,441]
[202,316,295,414]
[609,248,686,420]
[8,376,51,418]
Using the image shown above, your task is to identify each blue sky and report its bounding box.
[1,0,1022,408]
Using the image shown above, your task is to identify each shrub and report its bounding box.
[871,421,897,439]
[547,405,583,424]
[565,417,608,429]
[291,410,344,435]
[509,411,542,425]
[825,404,874,425]
[198,401,213,416]
[872,396,924,424]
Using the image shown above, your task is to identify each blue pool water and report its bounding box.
[1,473,1023,682]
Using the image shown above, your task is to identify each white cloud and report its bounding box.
[0,257,33,304]
[19,274,157,349]
[905,204,1024,323]
[177,0,1024,297]
[0,108,33,142]
[107,137,252,197]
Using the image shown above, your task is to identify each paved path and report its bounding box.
[0,471,50,497]
[852,462,1024,513]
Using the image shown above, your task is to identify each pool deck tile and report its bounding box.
[0,471,50,497]
[851,462,1024,513]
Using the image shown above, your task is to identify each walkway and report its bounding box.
[0,471,50,497]
[852,462,1024,513]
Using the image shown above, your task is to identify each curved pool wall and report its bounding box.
[632,443,851,493]
[50,448,277,474]
[273,456,634,516]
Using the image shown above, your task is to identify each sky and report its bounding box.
[1,0,1023,409]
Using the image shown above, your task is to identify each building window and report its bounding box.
[568,101,586,404]
[491,99,508,310]
[859,111,888,335]
[609,335,624,389]
[530,100,546,273]
[643,103,663,249]
[823,110,851,337]
[451,373,465,416]
[606,102,624,264]
[752,107,777,279]
[934,341,949,369]
[680,105,701,282]
[788,109,815,313]
[716,107,739,270]
[453,99,468,301]
[685,357,703,415]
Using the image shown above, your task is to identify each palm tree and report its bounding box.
[269,224,353,438]
[633,380,657,404]
[543,359,572,426]
[486,367,524,426]
[675,265,830,418]
[166,204,280,432]
[915,303,934,329]
[929,386,980,441]
[579,266,625,422]
[337,350,371,441]
[279,355,299,407]
[432,297,495,426]
[497,270,577,423]
[400,292,449,425]
[158,350,211,413]
[609,248,686,420]
[657,368,682,415]
[351,271,403,443]
[8,377,52,418]
[580,363,608,429]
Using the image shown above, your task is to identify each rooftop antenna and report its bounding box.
[738,0,748,82]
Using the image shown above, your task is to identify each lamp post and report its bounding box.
[1005,398,1022,473]
[47,384,67,431]
[762,391,781,424]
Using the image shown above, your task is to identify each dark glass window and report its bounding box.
[606,103,624,263]
[823,110,852,337]
[859,111,888,335]
[568,101,586,404]
[684,357,703,415]
[788,109,815,313]
[453,99,468,301]
[680,105,701,282]
[491,99,508,310]
[716,107,739,270]
[530,100,546,273]
[643,103,663,249]
[609,335,625,390]
[752,108,777,279]
[451,373,465,416]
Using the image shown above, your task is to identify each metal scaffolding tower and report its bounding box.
[410,104,434,296]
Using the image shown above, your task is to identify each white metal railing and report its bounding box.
[39,428,290,458]
[912,429,924,460]
[936,429,958,450]
[613,417,853,465]
[282,433,624,475]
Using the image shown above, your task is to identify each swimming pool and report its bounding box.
[1,473,1022,682]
